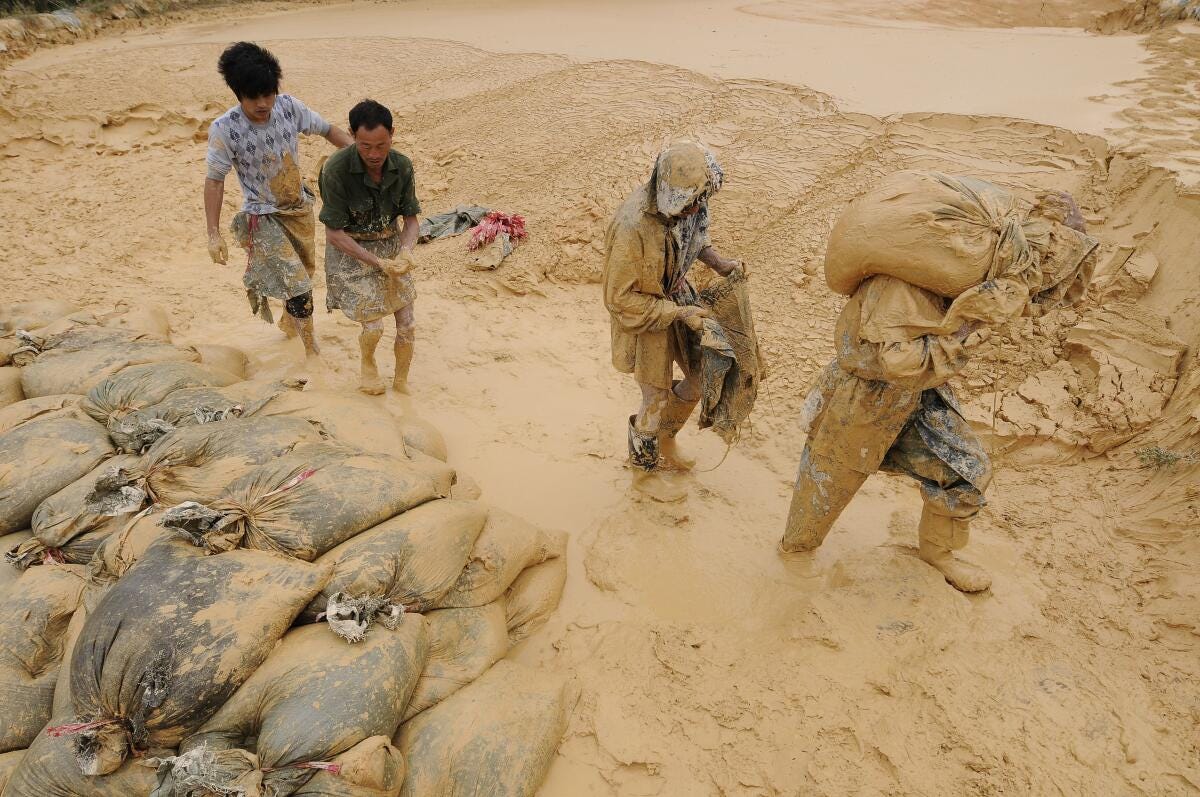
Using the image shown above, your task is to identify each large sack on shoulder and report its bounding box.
[161,619,427,797]
[0,395,81,435]
[0,368,23,409]
[292,736,406,797]
[431,509,568,610]
[0,749,23,793]
[5,454,142,569]
[0,300,78,335]
[395,660,578,797]
[257,389,414,459]
[503,555,567,645]
[824,171,1098,304]
[0,413,114,535]
[19,329,199,398]
[0,532,30,594]
[305,500,487,640]
[80,361,240,429]
[0,565,88,753]
[1,717,157,797]
[92,415,322,510]
[64,537,330,775]
[403,602,509,722]
[108,378,302,454]
[162,442,451,562]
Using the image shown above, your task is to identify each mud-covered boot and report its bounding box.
[393,340,414,395]
[658,381,698,472]
[628,415,685,503]
[358,324,385,395]
[917,508,991,593]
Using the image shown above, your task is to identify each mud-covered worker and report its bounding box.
[318,99,421,396]
[204,41,352,363]
[602,141,743,502]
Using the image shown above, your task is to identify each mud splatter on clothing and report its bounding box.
[324,231,415,323]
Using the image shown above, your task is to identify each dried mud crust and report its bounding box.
[1,32,1198,796]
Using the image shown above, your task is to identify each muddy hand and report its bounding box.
[681,307,710,333]
[207,232,228,265]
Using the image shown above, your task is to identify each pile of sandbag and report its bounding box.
[0,299,574,797]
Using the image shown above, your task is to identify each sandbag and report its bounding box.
[0,368,23,409]
[0,339,17,368]
[0,414,114,535]
[503,555,567,645]
[80,361,241,429]
[89,508,169,582]
[696,269,764,443]
[162,442,452,561]
[0,565,88,753]
[192,343,250,380]
[292,736,406,797]
[0,395,81,435]
[92,415,322,511]
[403,602,509,722]
[256,389,414,459]
[1,717,157,797]
[304,500,487,640]
[0,299,78,335]
[394,416,447,462]
[5,454,142,569]
[159,619,428,797]
[431,509,568,610]
[0,749,23,793]
[19,330,199,398]
[107,378,302,454]
[395,660,578,797]
[0,532,30,595]
[99,300,171,341]
[64,537,330,775]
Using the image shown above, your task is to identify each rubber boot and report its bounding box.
[358,325,385,395]
[393,340,414,395]
[277,312,298,339]
[628,415,685,503]
[658,381,699,471]
[917,507,991,593]
[779,447,869,553]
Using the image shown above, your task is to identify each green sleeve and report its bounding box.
[399,163,421,217]
[318,163,351,229]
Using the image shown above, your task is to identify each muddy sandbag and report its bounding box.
[403,602,509,722]
[63,537,331,775]
[304,500,487,640]
[0,565,88,753]
[1,717,157,797]
[89,507,169,582]
[824,171,1098,302]
[257,389,414,459]
[503,555,567,644]
[292,736,406,797]
[696,268,764,443]
[0,299,79,336]
[0,532,30,594]
[107,378,302,454]
[431,509,568,610]
[5,454,142,569]
[0,413,114,535]
[0,368,23,409]
[92,415,322,511]
[161,618,427,797]
[0,749,24,793]
[99,300,171,341]
[0,339,17,368]
[80,361,241,429]
[162,443,451,562]
[0,395,81,435]
[394,416,447,462]
[395,660,578,797]
[192,343,250,380]
[19,331,200,398]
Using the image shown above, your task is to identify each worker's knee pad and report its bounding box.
[284,292,314,319]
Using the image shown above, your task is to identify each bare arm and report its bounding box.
[326,227,388,270]
[699,245,740,276]
[398,215,419,252]
[324,126,353,149]
[203,178,228,264]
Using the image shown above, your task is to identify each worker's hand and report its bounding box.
[378,254,411,278]
[680,306,710,332]
[207,231,228,265]
[714,257,742,277]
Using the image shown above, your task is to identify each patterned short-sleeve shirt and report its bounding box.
[206,94,330,215]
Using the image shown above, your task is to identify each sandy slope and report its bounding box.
[1,2,1198,795]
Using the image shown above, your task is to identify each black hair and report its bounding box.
[217,42,282,100]
[348,99,394,134]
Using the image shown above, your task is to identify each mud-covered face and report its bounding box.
[239,92,277,125]
[354,124,393,172]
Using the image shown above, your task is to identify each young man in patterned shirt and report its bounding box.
[203,42,352,365]
[318,100,421,395]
